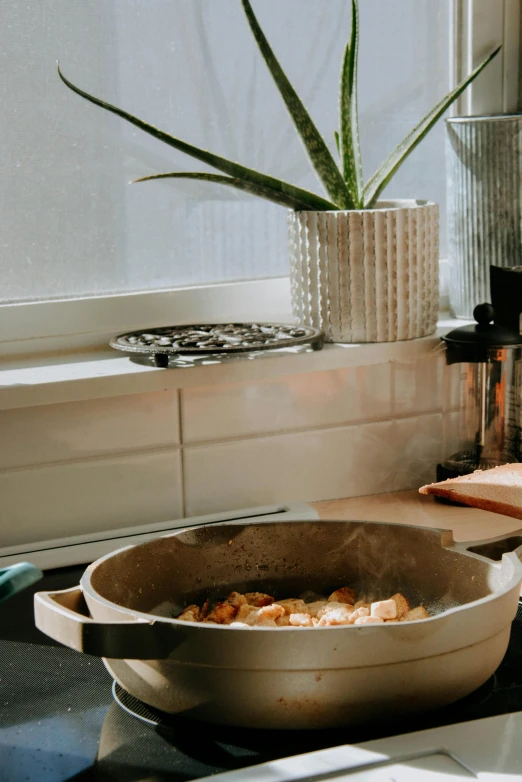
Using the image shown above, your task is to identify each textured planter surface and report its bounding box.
[288,200,439,343]
[446,115,522,319]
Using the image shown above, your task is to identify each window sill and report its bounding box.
[0,314,463,411]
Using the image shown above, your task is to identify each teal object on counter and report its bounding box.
[0,562,43,603]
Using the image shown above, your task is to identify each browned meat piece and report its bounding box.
[177,605,201,622]
[401,605,430,622]
[202,591,247,624]
[306,600,328,618]
[289,613,314,627]
[258,604,286,621]
[205,603,238,624]
[178,586,428,628]
[236,604,258,622]
[389,593,411,620]
[244,592,274,607]
[328,586,356,605]
[224,592,247,608]
[245,603,285,626]
[277,598,308,615]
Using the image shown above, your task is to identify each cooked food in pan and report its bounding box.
[176,586,430,627]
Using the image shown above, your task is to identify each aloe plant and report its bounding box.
[58,0,500,211]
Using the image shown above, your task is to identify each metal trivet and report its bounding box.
[110,323,324,367]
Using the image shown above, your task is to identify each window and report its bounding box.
[0,1,518,348]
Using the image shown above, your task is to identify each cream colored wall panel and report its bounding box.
[391,355,443,417]
[184,414,442,516]
[181,364,392,443]
[0,449,182,547]
[0,391,179,469]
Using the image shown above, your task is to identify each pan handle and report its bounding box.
[34,587,182,659]
[452,529,522,563]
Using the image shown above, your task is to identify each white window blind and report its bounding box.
[1,0,450,305]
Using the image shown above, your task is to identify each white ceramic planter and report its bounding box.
[288,199,439,343]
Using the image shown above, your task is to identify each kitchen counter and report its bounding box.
[313,489,522,543]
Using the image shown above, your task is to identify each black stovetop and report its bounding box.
[2,565,522,782]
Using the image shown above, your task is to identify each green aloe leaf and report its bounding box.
[133,172,314,209]
[334,131,340,156]
[339,0,363,207]
[363,45,501,207]
[241,0,353,209]
[57,65,338,212]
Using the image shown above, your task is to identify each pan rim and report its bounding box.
[78,518,522,630]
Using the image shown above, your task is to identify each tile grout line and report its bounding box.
[181,408,443,450]
[0,410,443,475]
[0,444,181,476]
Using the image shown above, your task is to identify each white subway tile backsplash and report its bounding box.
[181,364,392,443]
[391,355,443,416]
[0,355,446,548]
[184,414,442,516]
[379,413,442,491]
[0,391,179,469]
[0,449,182,548]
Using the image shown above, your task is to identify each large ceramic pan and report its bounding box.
[34,520,522,729]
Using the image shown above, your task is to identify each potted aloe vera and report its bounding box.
[58,0,499,343]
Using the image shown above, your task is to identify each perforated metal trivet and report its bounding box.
[110,322,324,366]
